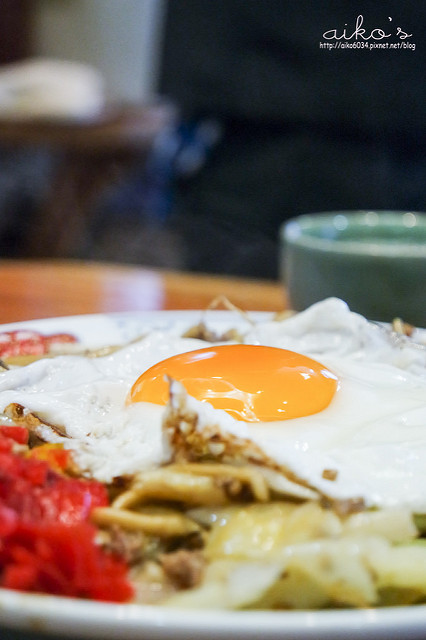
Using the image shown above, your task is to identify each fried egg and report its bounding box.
[0,332,210,480]
[0,298,425,513]
[128,344,339,422]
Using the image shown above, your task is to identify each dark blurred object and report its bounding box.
[0,146,51,257]
[159,0,426,278]
[0,0,37,259]
[0,0,32,64]
[0,103,177,260]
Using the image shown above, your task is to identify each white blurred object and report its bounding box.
[0,58,106,121]
[32,0,166,104]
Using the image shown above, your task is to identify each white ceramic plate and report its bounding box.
[2,587,426,640]
[1,310,426,640]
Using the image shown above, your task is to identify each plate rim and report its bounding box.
[1,586,426,640]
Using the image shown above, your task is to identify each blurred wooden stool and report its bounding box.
[0,102,176,257]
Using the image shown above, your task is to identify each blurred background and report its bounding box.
[0,0,424,279]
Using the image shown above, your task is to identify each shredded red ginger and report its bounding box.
[0,329,78,359]
[0,426,133,602]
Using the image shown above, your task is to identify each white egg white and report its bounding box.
[240,356,426,511]
[0,331,212,481]
[0,299,425,512]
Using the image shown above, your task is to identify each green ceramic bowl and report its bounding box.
[280,211,426,326]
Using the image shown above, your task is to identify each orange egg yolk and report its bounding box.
[128,344,338,422]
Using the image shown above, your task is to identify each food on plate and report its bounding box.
[0,298,426,609]
[129,344,339,421]
[0,426,132,601]
[0,330,78,364]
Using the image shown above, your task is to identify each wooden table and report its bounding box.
[0,259,286,324]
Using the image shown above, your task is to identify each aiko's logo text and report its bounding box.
[323,14,412,42]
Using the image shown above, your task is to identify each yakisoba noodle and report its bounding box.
[0,298,426,609]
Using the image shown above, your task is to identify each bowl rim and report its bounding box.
[281,210,426,258]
